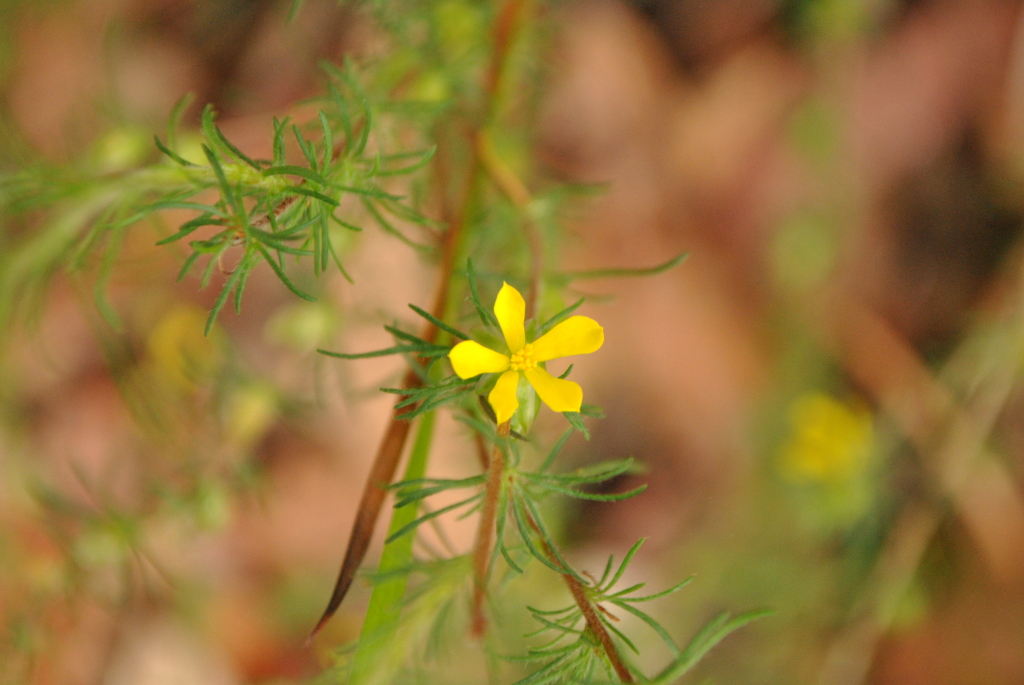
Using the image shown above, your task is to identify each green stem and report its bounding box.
[348,410,437,685]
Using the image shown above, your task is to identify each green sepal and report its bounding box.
[512,376,539,437]
[471,328,506,355]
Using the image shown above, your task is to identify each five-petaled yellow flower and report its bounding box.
[448,282,604,424]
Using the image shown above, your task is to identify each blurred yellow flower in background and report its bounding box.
[147,305,225,391]
[225,381,278,450]
[779,392,873,486]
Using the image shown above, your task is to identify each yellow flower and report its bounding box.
[448,282,604,424]
[779,392,873,485]
[147,305,224,390]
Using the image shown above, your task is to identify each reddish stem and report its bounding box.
[471,421,510,637]
[522,509,634,682]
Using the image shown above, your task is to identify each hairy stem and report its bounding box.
[522,508,634,682]
[471,420,511,637]
[566,574,633,683]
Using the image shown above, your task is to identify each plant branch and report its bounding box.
[566,574,633,683]
[522,508,634,682]
[309,0,539,640]
[471,420,510,637]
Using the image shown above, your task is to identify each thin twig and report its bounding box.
[566,575,633,682]
[252,194,297,229]
[422,501,461,558]
[310,125,469,640]
[476,130,543,319]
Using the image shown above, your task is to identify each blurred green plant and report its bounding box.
[0,0,765,683]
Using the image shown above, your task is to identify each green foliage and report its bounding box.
[152,65,439,333]
[0,60,437,334]
[512,540,692,684]
[0,1,763,683]
[548,252,689,287]
[314,260,763,681]
[350,411,440,685]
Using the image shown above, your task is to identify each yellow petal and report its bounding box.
[488,370,521,424]
[523,367,582,414]
[531,316,604,362]
[494,282,526,353]
[448,340,510,378]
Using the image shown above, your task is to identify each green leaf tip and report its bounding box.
[554,251,690,284]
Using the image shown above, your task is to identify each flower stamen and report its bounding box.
[508,343,536,371]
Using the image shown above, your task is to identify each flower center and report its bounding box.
[508,343,537,371]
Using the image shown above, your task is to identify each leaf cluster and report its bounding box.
[318,260,544,423]
[495,442,645,581]
[318,298,482,419]
[388,433,767,685]
[514,537,771,685]
[150,63,439,334]
[383,419,644,585]
[0,61,440,334]
[510,539,689,685]
[317,259,616,437]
